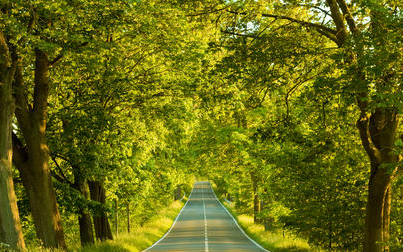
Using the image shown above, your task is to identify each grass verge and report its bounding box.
[222,201,321,252]
[26,200,185,252]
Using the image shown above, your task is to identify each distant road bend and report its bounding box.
[143,181,270,252]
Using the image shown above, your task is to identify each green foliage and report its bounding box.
[222,201,316,252]
[3,0,403,251]
[24,201,184,252]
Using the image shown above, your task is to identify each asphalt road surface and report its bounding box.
[144,181,269,252]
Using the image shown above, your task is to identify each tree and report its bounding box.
[196,1,403,250]
[0,27,25,252]
[42,0,212,245]
[5,0,112,248]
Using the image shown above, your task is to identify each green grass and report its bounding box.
[26,200,184,252]
[19,197,317,252]
[222,201,322,252]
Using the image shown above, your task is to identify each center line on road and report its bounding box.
[208,183,270,252]
[202,184,209,252]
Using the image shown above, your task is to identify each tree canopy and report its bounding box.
[1,1,403,252]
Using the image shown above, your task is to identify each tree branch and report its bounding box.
[227,10,339,44]
[12,133,28,169]
[50,155,73,186]
[335,0,359,35]
[302,5,331,17]
[49,54,63,67]
[250,19,277,44]
[285,69,323,123]
[356,94,381,163]
[49,42,88,68]
[221,29,259,38]
[187,5,232,17]
[12,51,32,137]
[325,0,348,45]
[27,7,38,34]
[357,113,381,164]
[50,153,74,167]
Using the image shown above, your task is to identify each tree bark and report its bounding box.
[250,172,260,223]
[14,145,66,249]
[0,30,25,251]
[12,49,66,249]
[114,199,118,236]
[72,175,95,246]
[88,181,113,241]
[323,2,397,251]
[174,185,182,200]
[261,199,270,231]
[364,167,393,252]
[77,205,95,247]
[383,187,391,251]
[127,202,130,233]
[357,108,398,252]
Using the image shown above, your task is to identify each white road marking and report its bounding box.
[202,184,209,252]
[142,184,196,252]
[207,183,271,252]
[143,181,269,252]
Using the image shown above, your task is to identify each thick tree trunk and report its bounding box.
[88,181,113,241]
[73,176,95,246]
[12,49,66,249]
[0,31,25,251]
[17,158,66,249]
[322,2,398,251]
[357,108,398,252]
[364,167,392,252]
[78,209,94,247]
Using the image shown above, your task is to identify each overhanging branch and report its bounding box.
[221,29,259,38]
[50,154,73,186]
[227,10,339,44]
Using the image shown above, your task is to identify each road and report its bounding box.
[144,181,269,252]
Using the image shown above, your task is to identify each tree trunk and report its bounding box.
[174,185,182,200]
[364,167,392,252]
[114,199,118,236]
[253,192,260,223]
[315,1,397,251]
[73,176,94,246]
[12,49,66,249]
[260,199,270,231]
[127,202,130,233]
[0,31,25,251]
[250,172,260,223]
[88,181,113,241]
[383,187,391,251]
[78,208,95,247]
[357,107,398,252]
[17,159,66,249]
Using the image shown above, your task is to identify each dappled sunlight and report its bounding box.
[26,201,184,252]
[223,204,317,252]
[4,1,402,251]
[77,242,133,252]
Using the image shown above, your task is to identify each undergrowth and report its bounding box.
[26,200,184,252]
[222,201,321,252]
